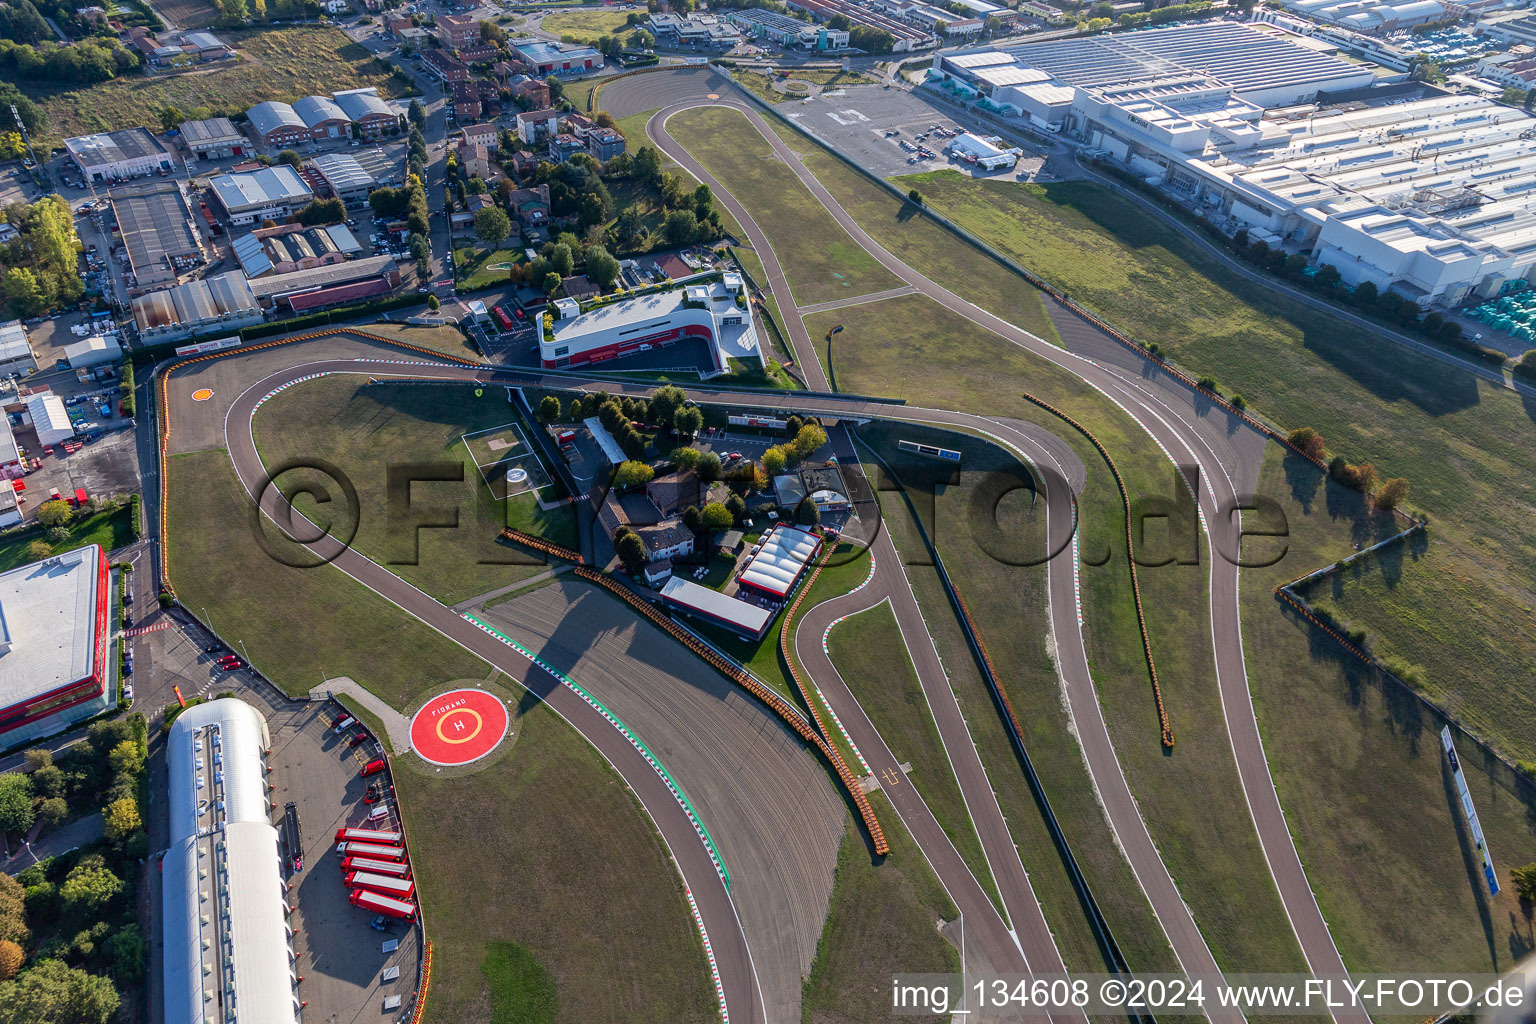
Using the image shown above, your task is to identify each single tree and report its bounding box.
[539,395,561,422]
[277,149,302,168]
[35,499,71,529]
[108,739,143,779]
[0,939,21,982]
[614,529,648,573]
[0,774,35,836]
[474,206,512,247]
[761,446,787,477]
[613,461,655,489]
[426,293,440,311]
[907,188,922,205]
[673,406,703,437]
[725,493,746,523]
[1374,477,1409,510]
[103,797,140,846]
[1286,427,1325,461]
[542,271,563,296]
[59,865,122,915]
[1514,862,1536,903]
[672,447,702,471]
[25,540,50,562]
[701,501,733,532]
[585,244,620,290]
[681,505,702,533]
[795,495,821,527]
[38,797,67,830]
[697,451,722,483]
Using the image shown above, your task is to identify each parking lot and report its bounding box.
[138,611,423,1024]
[11,425,138,522]
[778,84,1050,179]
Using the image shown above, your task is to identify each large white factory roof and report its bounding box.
[164,699,299,1024]
[981,21,1374,98]
[0,545,102,711]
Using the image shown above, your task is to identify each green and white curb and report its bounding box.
[459,612,729,888]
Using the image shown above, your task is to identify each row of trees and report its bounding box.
[1231,229,1468,350]
[1,196,84,319]
[1286,427,1409,509]
[761,422,829,477]
[0,716,150,1023]
[0,36,137,84]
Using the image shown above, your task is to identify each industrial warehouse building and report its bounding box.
[108,180,206,294]
[247,255,401,312]
[26,393,74,447]
[543,274,758,373]
[0,320,37,378]
[132,271,264,342]
[65,128,174,183]
[0,545,113,743]
[308,153,377,203]
[660,576,774,639]
[722,8,848,48]
[208,165,315,226]
[930,23,1536,302]
[511,38,604,76]
[293,95,351,141]
[333,88,403,139]
[233,222,362,278]
[179,116,248,160]
[164,698,301,1024]
[246,101,310,149]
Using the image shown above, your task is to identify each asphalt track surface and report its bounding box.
[478,580,845,1024]
[636,76,1370,1024]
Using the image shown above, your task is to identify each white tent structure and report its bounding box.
[164,699,301,1024]
[24,393,73,446]
[736,524,821,598]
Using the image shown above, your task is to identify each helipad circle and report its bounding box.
[506,467,529,484]
[191,388,214,402]
[410,689,508,766]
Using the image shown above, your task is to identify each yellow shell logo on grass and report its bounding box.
[191,388,214,402]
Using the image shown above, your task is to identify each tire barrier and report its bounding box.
[460,609,731,890]
[1019,392,1174,750]
[497,527,585,565]
[154,326,486,599]
[575,566,890,857]
[408,940,433,1024]
[858,434,1138,986]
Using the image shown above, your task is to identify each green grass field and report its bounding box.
[668,106,902,307]
[540,7,634,44]
[347,322,483,361]
[689,106,1304,972]
[166,449,488,708]
[1243,443,1536,973]
[800,791,961,1021]
[455,246,520,290]
[854,424,1182,978]
[27,26,413,141]
[899,168,1536,762]
[250,376,576,605]
[826,602,1006,921]
[395,687,716,1024]
[761,119,1061,348]
[0,504,134,571]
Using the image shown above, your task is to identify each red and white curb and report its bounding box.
[812,552,880,775]
[684,886,731,1024]
[254,372,332,410]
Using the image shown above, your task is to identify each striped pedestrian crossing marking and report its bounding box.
[123,621,173,637]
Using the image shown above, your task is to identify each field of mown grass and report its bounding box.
[899,168,1536,762]
[396,691,717,1024]
[800,792,961,1022]
[1243,443,1536,973]
[165,449,488,708]
[27,25,412,141]
[761,117,1061,348]
[826,601,1006,922]
[251,376,576,606]
[667,106,902,306]
[683,105,1305,974]
[540,7,633,43]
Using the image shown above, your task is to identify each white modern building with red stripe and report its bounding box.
[540,274,760,374]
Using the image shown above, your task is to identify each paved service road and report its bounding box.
[639,79,1369,1024]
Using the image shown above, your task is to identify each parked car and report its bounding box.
[348,731,371,748]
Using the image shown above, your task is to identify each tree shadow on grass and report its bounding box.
[1282,450,1322,512]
